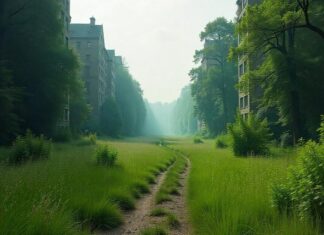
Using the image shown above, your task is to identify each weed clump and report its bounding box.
[108,192,135,211]
[74,202,123,231]
[166,213,180,228]
[150,208,169,217]
[140,226,167,235]
[272,141,324,221]
[215,134,230,149]
[193,136,204,144]
[228,114,272,156]
[77,133,97,146]
[96,144,118,166]
[9,130,51,165]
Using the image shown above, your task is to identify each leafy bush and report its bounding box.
[193,136,204,144]
[271,183,292,214]
[272,141,324,221]
[9,130,51,165]
[96,144,118,167]
[228,114,272,156]
[215,134,230,149]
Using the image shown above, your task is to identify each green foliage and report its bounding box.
[235,0,324,141]
[96,145,118,167]
[228,114,272,156]
[318,115,324,143]
[273,141,324,221]
[74,202,123,230]
[140,226,167,235]
[100,96,122,137]
[172,86,198,135]
[0,63,20,145]
[9,130,51,165]
[272,184,292,214]
[166,213,180,229]
[150,208,169,217]
[193,136,204,144]
[190,17,238,136]
[108,192,135,211]
[174,138,319,234]
[115,65,146,136]
[1,0,87,140]
[215,134,230,149]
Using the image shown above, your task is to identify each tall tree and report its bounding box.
[235,0,324,142]
[190,17,238,136]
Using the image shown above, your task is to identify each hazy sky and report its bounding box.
[71,0,237,103]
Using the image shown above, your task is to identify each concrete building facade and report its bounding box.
[236,0,261,119]
[58,0,71,128]
[69,17,115,124]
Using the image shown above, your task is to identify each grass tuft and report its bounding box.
[140,226,168,235]
[108,192,135,211]
[166,213,180,229]
[150,208,169,217]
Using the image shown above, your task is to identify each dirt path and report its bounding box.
[155,157,191,235]
[105,170,169,235]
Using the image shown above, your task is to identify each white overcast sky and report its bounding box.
[71,0,237,103]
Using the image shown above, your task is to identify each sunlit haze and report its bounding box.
[71,0,237,103]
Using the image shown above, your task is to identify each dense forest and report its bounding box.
[0,0,146,144]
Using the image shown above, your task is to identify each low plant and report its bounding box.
[140,226,167,235]
[96,144,118,167]
[215,134,230,149]
[272,141,324,221]
[150,208,169,217]
[108,192,135,211]
[74,202,123,230]
[193,136,204,144]
[9,130,51,165]
[166,213,180,228]
[228,114,272,156]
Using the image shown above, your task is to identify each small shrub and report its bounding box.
[88,133,97,145]
[150,208,169,217]
[96,144,118,167]
[132,181,150,194]
[193,136,204,144]
[272,141,324,221]
[74,202,123,230]
[167,213,180,228]
[228,114,272,156]
[108,192,135,211]
[9,130,51,165]
[215,134,230,149]
[140,226,167,235]
[271,183,292,214]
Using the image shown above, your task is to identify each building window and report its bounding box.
[64,108,69,122]
[239,64,244,77]
[86,54,91,61]
[240,97,244,109]
[87,42,92,48]
[76,42,81,49]
[244,95,249,108]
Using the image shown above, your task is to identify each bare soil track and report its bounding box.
[100,152,191,235]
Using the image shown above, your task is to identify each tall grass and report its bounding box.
[0,140,174,234]
[175,139,320,235]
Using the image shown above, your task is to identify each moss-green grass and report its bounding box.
[174,138,320,235]
[0,140,174,234]
[155,151,187,204]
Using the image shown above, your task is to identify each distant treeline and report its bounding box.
[0,0,146,144]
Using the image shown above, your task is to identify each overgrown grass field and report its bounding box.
[0,139,174,234]
[174,139,320,235]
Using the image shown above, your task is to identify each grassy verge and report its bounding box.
[0,140,174,234]
[174,138,320,235]
[155,150,187,204]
